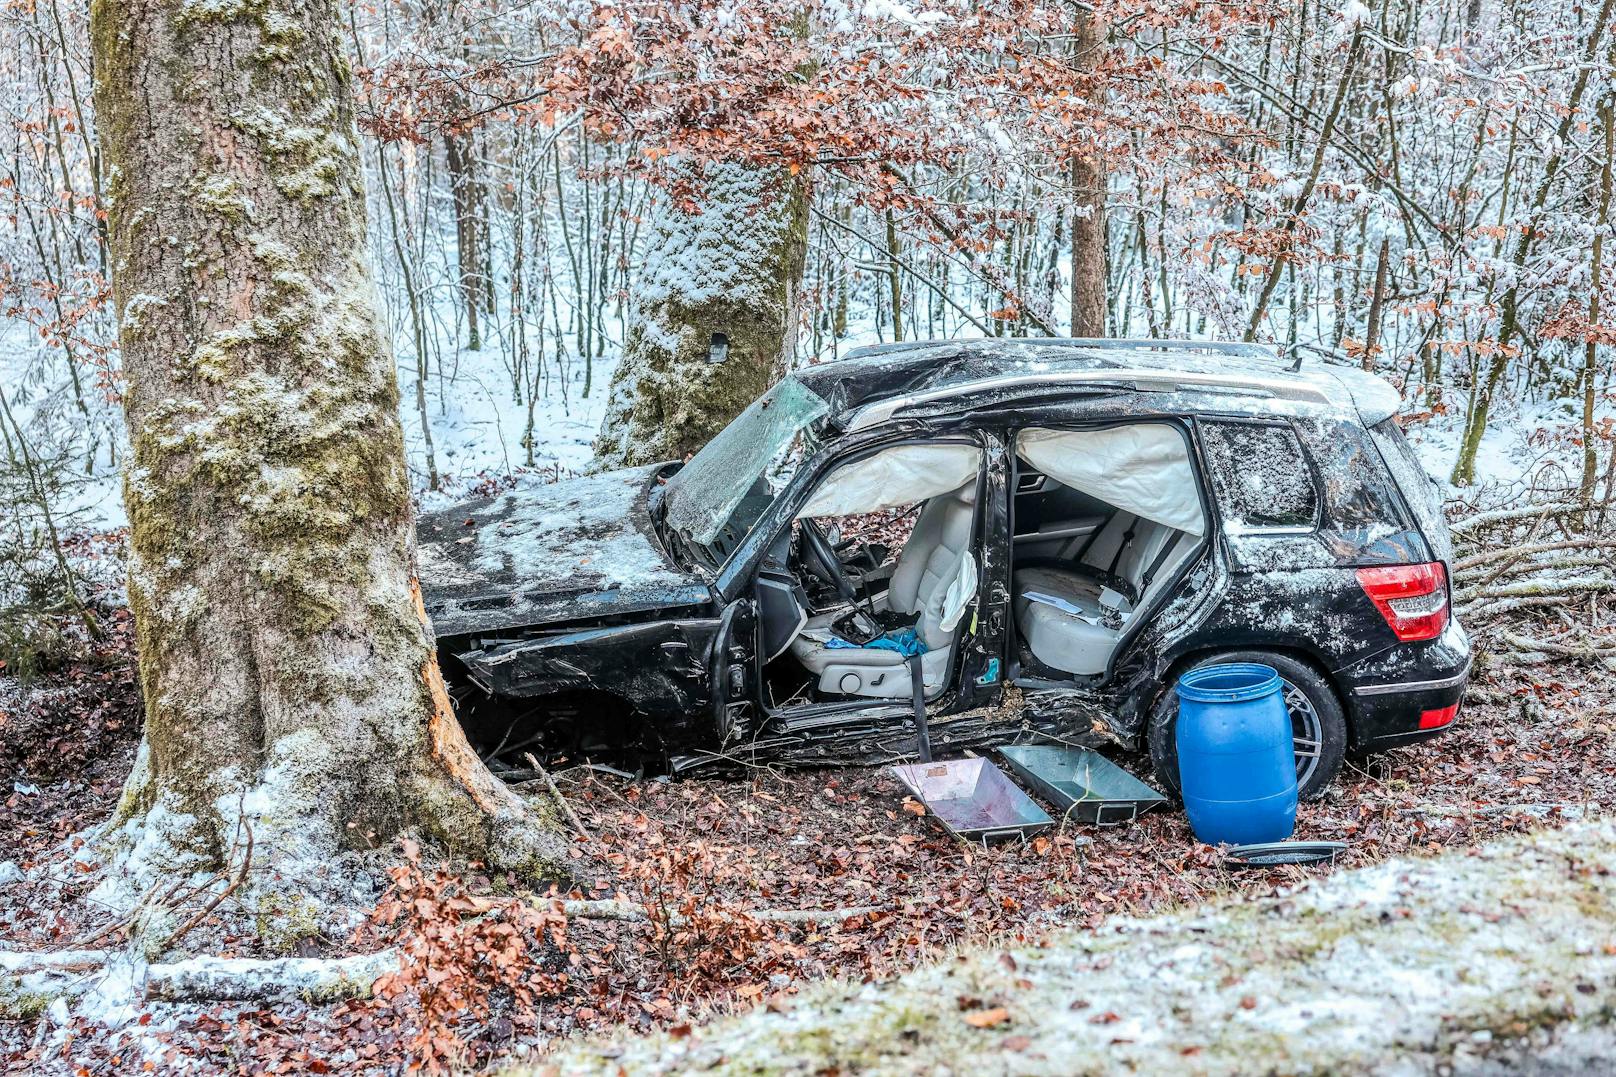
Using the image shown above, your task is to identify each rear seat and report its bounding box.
[1012,517,1193,676]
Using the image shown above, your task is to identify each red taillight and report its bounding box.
[1419,702,1460,729]
[1356,561,1449,642]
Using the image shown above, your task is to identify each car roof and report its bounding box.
[790,338,1401,429]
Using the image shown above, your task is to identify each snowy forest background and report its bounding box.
[4,0,1614,662]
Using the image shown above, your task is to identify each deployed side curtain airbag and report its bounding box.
[937,551,978,634]
[797,443,981,519]
[1017,425,1205,535]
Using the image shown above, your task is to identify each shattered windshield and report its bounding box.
[663,377,830,552]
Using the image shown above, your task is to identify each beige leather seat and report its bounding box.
[1013,519,1194,676]
[789,483,977,698]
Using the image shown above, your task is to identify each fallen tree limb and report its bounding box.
[1463,596,1597,620]
[462,894,889,927]
[2,894,889,1018]
[523,750,592,840]
[1454,556,1614,596]
[0,947,399,1015]
[1450,500,1584,536]
[547,898,888,926]
[1455,536,1616,571]
[1498,630,1616,659]
[142,949,397,1004]
[1460,575,1616,601]
[1401,802,1594,819]
[157,816,254,954]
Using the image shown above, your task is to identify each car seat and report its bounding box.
[789,482,977,698]
[1012,518,1194,676]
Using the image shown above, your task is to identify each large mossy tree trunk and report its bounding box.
[593,163,808,469]
[90,0,569,908]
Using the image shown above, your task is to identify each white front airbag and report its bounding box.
[798,443,981,519]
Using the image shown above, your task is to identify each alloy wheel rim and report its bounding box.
[1283,676,1323,790]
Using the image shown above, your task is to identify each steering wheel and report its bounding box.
[799,518,861,606]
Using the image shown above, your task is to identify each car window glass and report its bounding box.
[1199,421,1318,531]
[1369,418,1453,564]
[1292,417,1419,560]
[663,377,830,550]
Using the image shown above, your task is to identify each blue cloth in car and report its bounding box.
[825,627,927,657]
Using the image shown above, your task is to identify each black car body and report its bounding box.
[419,339,1469,797]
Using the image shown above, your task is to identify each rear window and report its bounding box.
[1292,417,1425,563]
[1198,421,1319,531]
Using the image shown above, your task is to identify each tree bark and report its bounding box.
[89,0,569,913]
[1583,94,1613,505]
[1362,235,1390,371]
[1067,5,1108,338]
[593,162,808,468]
[444,128,487,352]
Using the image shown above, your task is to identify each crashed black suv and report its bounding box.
[419,339,1469,798]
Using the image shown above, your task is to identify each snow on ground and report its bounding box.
[1406,393,1597,493]
[404,348,618,514]
[540,820,1616,1075]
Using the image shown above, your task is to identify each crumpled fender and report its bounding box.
[457,619,720,721]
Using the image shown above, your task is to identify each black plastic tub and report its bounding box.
[998,745,1167,826]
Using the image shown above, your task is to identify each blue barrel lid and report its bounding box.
[1176,662,1281,704]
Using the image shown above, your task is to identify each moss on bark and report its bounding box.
[594,163,809,468]
[90,0,570,916]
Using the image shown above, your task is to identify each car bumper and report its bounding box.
[1340,619,1472,752]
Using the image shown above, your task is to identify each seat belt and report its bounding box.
[1138,533,1183,596]
[906,652,932,763]
[1106,514,1137,576]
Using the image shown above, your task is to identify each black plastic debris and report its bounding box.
[891,757,1052,844]
[1222,840,1348,867]
[998,744,1166,826]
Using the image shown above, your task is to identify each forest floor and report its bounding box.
[1,573,1611,1073]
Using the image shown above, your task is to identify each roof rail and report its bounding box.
[842,336,1282,365]
[844,367,1331,432]
[1033,337,1281,361]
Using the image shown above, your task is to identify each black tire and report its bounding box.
[1147,650,1348,802]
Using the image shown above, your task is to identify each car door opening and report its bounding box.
[757,440,985,708]
[1011,423,1207,679]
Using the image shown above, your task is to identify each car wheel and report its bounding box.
[1148,650,1348,802]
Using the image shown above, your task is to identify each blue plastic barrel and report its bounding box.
[1175,663,1297,845]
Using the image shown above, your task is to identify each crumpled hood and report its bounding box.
[417,464,710,638]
